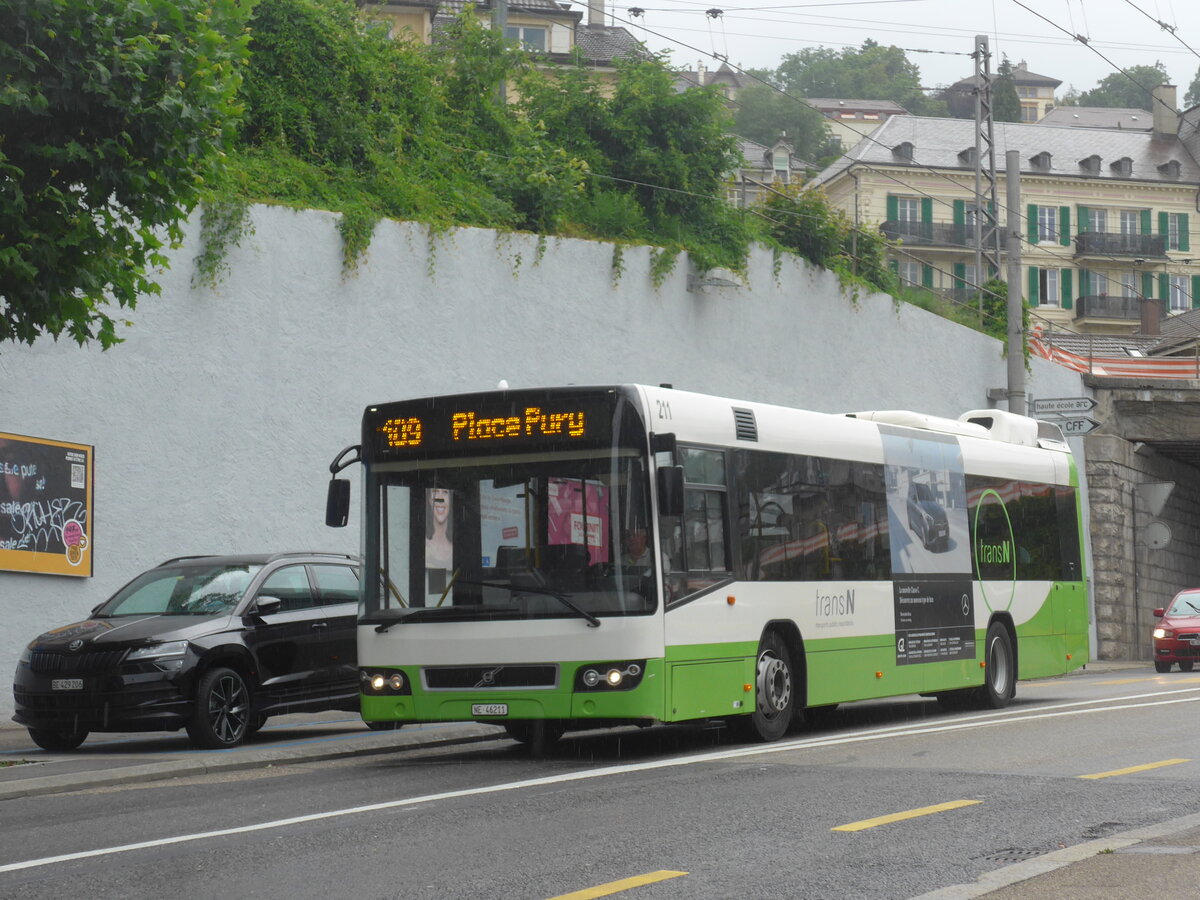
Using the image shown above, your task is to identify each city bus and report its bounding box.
[324,384,1088,746]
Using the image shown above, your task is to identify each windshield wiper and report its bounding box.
[512,584,601,628]
[415,577,602,628]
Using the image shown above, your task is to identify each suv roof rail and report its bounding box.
[157,554,219,566]
[157,552,359,567]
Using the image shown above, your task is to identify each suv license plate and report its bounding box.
[472,703,508,716]
[51,679,84,691]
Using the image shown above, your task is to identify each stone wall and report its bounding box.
[1086,425,1200,662]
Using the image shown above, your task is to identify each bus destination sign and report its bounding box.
[373,401,597,457]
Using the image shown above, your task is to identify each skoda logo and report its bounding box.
[68,639,84,652]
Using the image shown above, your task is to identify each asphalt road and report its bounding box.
[2,665,1198,899]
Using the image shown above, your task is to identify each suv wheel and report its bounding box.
[186,667,251,749]
[28,726,88,752]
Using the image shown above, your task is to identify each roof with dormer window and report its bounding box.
[808,115,1200,188]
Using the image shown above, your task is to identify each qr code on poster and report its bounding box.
[71,464,85,489]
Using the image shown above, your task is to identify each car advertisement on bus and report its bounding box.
[881,428,975,666]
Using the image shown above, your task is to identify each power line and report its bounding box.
[1119,0,1200,62]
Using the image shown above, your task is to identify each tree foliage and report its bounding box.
[756,185,895,296]
[0,0,251,348]
[1186,65,1200,109]
[992,57,1022,123]
[731,83,838,165]
[773,40,944,117]
[515,54,754,269]
[1077,62,1169,108]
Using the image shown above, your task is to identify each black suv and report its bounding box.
[13,552,363,751]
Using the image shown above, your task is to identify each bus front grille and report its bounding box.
[423,665,559,690]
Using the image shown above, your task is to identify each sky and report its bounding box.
[589,0,1200,102]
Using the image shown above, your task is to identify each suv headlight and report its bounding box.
[127,641,190,661]
[1153,628,1172,640]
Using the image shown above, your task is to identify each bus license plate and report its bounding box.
[472,703,508,716]
[52,679,83,691]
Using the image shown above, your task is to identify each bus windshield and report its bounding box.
[362,451,655,625]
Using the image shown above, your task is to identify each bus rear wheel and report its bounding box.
[739,632,795,742]
[977,622,1015,708]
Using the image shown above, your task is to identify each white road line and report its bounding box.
[3,689,1200,874]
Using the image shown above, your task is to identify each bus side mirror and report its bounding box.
[657,466,684,517]
[326,478,351,527]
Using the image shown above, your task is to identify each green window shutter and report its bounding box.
[921,197,933,224]
[886,195,898,221]
[1159,272,1169,305]
[1141,209,1152,235]
[953,262,966,286]
[922,264,933,288]
[889,258,899,275]
[1061,269,1073,309]
[953,199,965,225]
[1192,274,1200,308]
[1027,204,1038,243]
[1159,211,1169,236]
[1142,271,1154,299]
[1059,206,1071,246]
[1079,268,1091,297]
[1078,206,1090,232]
[1181,213,1190,252]
[1027,266,1039,306]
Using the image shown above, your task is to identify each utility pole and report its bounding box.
[493,0,508,103]
[1005,150,1026,415]
[972,36,1001,311]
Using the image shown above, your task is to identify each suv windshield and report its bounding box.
[97,564,262,617]
[364,452,654,624]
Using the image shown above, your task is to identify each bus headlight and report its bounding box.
[575,661,646,692]
[360,668,411,695]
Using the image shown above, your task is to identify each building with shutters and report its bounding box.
[808,84,1200,337]
[362,0,647,91]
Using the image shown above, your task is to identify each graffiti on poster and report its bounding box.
[0,432,93,577]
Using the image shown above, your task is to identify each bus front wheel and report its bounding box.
[504,720,565,746]
[739,632,795,742]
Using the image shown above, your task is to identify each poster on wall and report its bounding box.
[0,431,93,577]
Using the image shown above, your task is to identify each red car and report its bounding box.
[1152,589,1200,673]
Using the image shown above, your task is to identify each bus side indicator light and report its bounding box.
[980,661,987,668]
[743,683,752,692]
[875,671,883,679]
[1066,654,1073,660]
[727,595,736,605]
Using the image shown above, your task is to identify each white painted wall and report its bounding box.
[0,204,1087,719]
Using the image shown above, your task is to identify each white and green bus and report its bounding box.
[325,384,1088,745]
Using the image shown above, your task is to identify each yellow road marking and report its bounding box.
[549,871,688,899]
[1079,759,1191,780]
[832,800,981,832]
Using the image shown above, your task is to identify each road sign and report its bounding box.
[1056,416,1100,436]
[1032,396,1096,416]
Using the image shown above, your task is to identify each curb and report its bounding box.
[913,810,1200,899]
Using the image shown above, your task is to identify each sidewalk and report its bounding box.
[4,661,1195,898]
